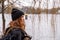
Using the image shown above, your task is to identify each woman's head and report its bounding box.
[11,8,24,21]
[10,8,25,30]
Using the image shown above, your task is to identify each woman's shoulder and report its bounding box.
[5,27,25,34]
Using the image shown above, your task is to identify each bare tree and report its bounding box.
[2,0,5,34]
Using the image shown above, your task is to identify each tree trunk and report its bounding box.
[2,0,5,34]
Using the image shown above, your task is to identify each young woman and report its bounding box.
[3,8,31,40]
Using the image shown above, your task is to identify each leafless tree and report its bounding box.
[2,0,5,34]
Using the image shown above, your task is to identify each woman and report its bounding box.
[3,8,31,40]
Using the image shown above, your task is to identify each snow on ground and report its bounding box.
[0,14,60,40]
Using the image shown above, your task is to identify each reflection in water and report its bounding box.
[0,13,60,40]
